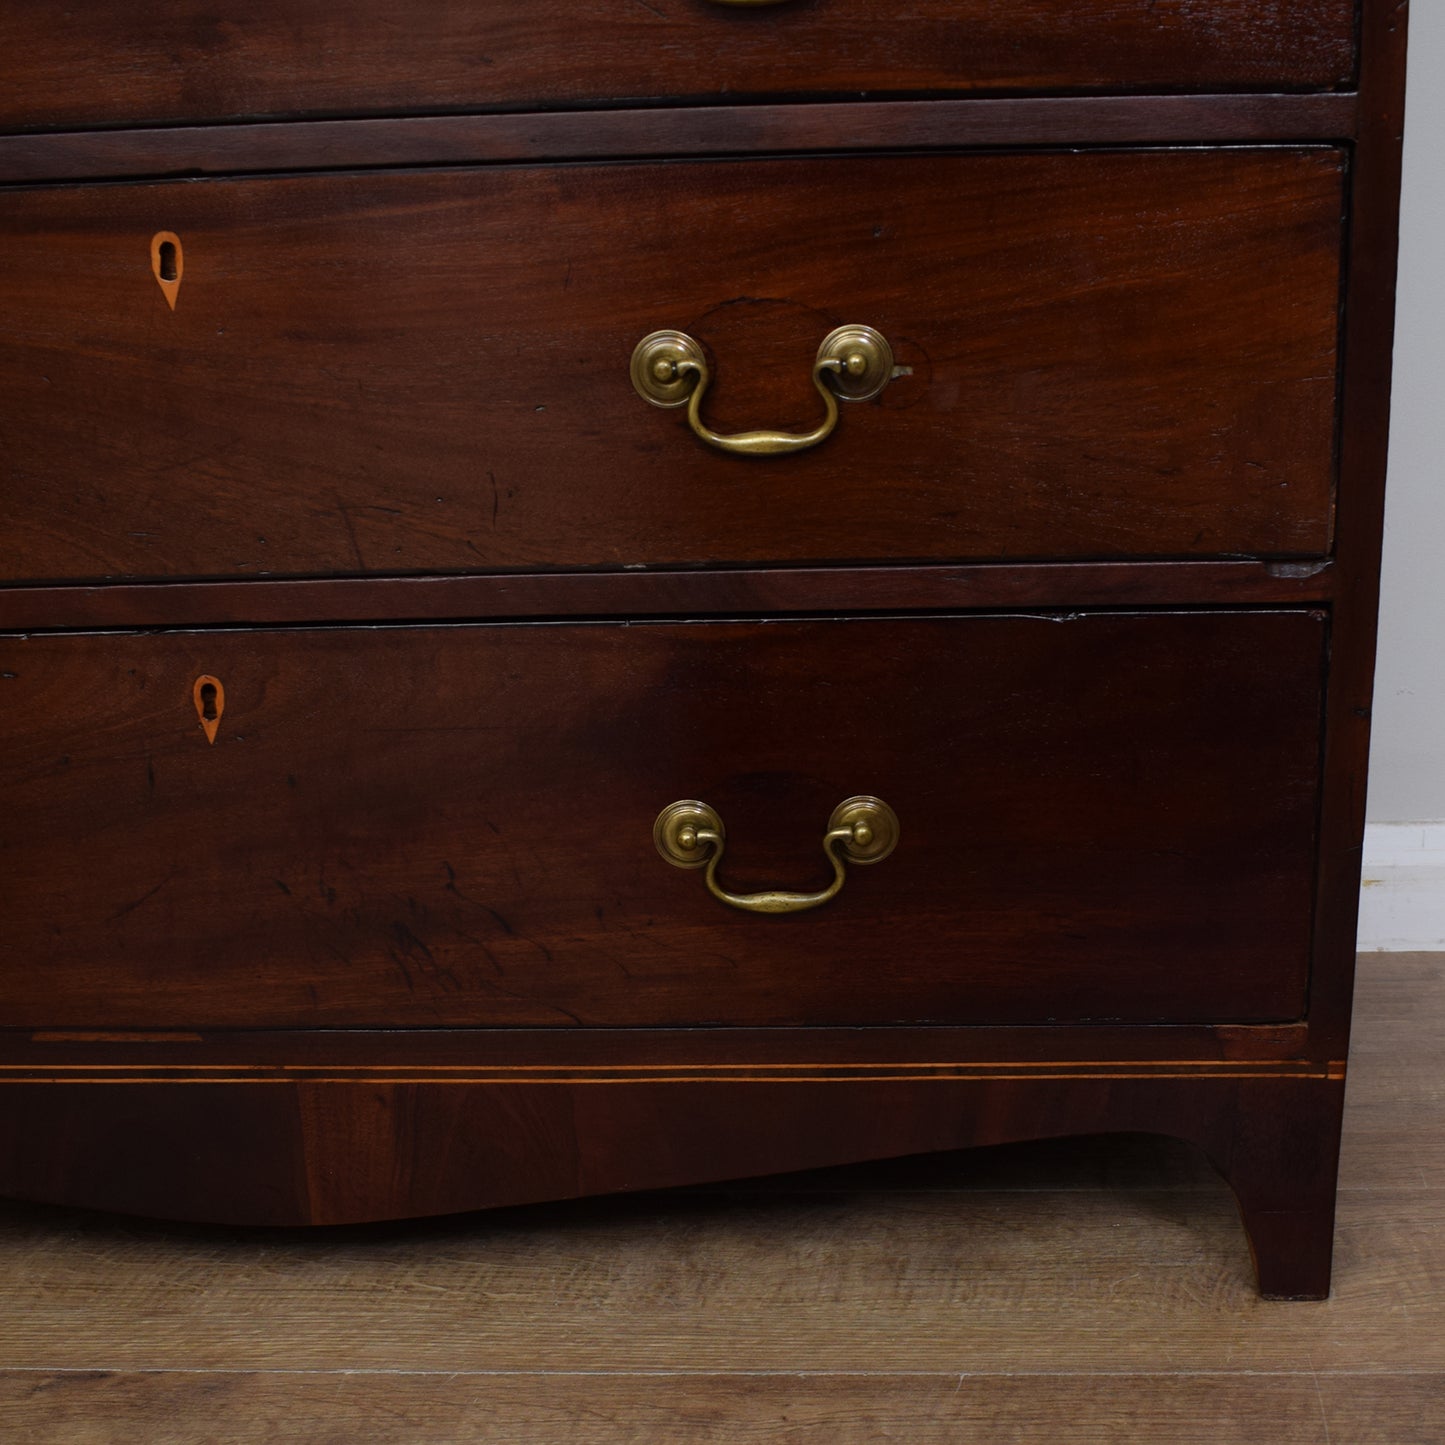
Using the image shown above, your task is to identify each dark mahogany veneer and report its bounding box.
[0,1,1408,1301]
[0,613,1323,1028]
[0,0,1357,130]
[1,150,1342,580]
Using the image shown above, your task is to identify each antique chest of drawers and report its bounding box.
[0,1,1407,1298]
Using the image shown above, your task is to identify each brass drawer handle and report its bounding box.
[630,326,894,457]
[653,796,899,914]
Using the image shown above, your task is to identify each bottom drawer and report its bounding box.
[0,611,1323,1028]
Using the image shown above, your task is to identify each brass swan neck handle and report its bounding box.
[653,797,899,914]
[630,326,894,457]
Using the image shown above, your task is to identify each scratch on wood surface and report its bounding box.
[107,872,176,923]
[335,500,366,571]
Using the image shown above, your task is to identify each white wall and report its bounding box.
[1368,0,1445,824]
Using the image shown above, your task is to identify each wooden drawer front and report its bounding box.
[1,150,1342,582]
[0,611,1323,1029]
[0,1,1357,132]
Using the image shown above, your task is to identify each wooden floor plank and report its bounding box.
[1336,959,1445,1194]
[1,1182,1441,1373]
[2,1370,1442,1445]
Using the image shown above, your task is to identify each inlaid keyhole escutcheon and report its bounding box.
[151,231,183,310]
[193,675,224,744]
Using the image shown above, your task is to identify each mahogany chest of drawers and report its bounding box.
[0,0,1407,1298]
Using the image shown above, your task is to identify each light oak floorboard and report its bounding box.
[3,1184,1443,1373]
[1,1371,1443,1445]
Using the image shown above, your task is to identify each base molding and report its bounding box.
[0,1071,1344,1299]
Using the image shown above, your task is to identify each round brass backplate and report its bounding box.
[828,795,900,864]
[816,325,894,402]
[631,330,707,409]
[654,799,724,868]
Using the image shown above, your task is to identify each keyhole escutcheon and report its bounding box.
[193,675,224,744]
[151,231,183,310]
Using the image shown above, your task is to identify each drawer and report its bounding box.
[0,611,1323,1029]
[0,149,1343,581]
[0,1,1358,132]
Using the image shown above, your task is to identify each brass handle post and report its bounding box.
[630,326,894,457]
[653,797,899,914]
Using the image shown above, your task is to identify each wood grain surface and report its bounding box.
[0,149,1344,581]
[0,954,1438,1443]
[0,612,1325,1028]
[0,95,1361,187]
[0,0,1358,132]
[0,560,1337,633]
[1,1374,1441,1445]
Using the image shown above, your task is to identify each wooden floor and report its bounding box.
[2,955,1442,1443]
